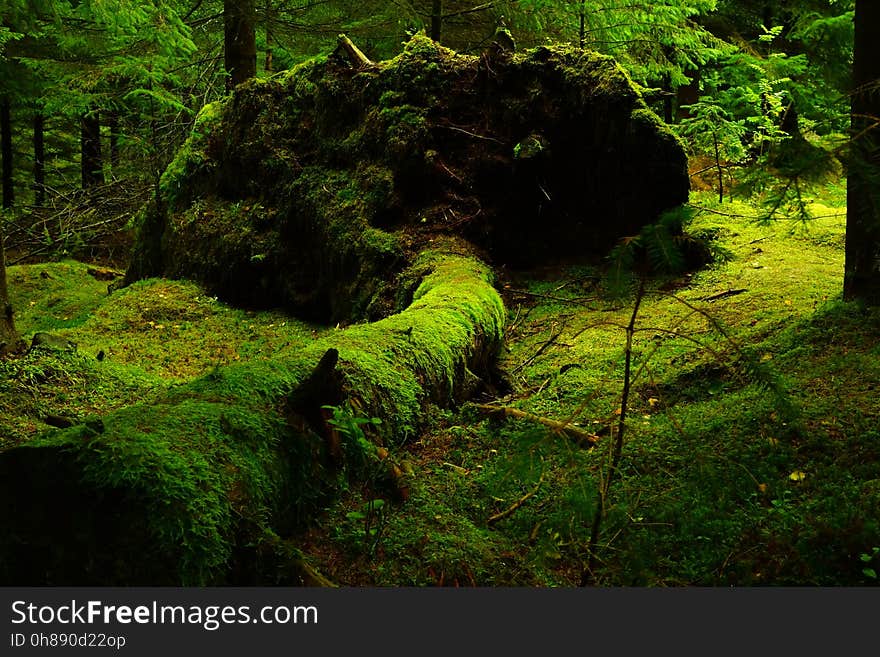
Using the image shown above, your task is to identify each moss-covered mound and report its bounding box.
[127,35,688,324]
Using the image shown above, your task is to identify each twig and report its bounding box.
[487,469,545,525]
[687,203,760,220]
[504,304,522,338]
[435,123,505,145]
[582,278,645,586]
[442,462,470,475]
[505,288,596,304]
[512,324,565,374]
[475,404,599,447]
[699,288,748,302]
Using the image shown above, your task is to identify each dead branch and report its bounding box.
[435,123,505,144]
[505,287,597,304]
[335,34,373,68]
[511,323,565,374]
[487,469,545,525]
[475,403,599,448]
[700,288,748,302]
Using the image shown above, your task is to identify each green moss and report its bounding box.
[1,245,505,584]
[321,249,504,440]
[16,389,310,585]
[159,102,223,206]
[58,277,326,381]
[0,346,166,449]
[0,264,328,450]
[7,261,113,334]
[630,107,686,150]
[131,32,685,315]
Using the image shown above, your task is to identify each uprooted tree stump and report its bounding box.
[126,33,688,323]
[0,35,689,585]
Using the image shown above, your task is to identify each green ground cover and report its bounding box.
[3,185,878,585]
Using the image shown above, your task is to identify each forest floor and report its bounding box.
[3,186,879,586]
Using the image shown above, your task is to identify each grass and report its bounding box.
[3,185,879,585]
[300,188,880,586]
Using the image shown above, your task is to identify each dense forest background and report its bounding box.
[1,1,879,586]
[0,2,868,227]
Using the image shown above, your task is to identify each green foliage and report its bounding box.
[517,0,729,86]
[860,547,879,580]
[343,498,388,558]
[323,403,383,474]
[605,206,699,295]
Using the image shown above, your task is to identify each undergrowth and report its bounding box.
[301,188,879,586]
[3,186,878,586]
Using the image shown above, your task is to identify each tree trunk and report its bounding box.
[0,98,16,351]
[0,248,504,584]
[1,96,13,209]
[0,218,18,350]
[224,0,257,90]
[80,109,104,189]
[844,0,880,305]
[579,0,586,48]
[676,69,701,121]
[430,0,442,43]
[663,74,674,124]
[107,111,120,176]
[264,0,273,73]
[33,111,45,206]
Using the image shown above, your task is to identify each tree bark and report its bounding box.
[107,111,120,176]
[676,69,701,121]
[33,111,45,206]
[662,75,674,124]
[431,0,442,43]
[224,0,257,90]
[844,0,880,305]
[264,0,273,73]
[1,96,13,209]
[0,222,17,351]
[579,0,586,48]
[0,248,504,584]
[0,99,16,351]
[80,109,104,189]
[336,34,373,69]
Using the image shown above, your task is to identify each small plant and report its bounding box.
[346,498,388,558]
[859,547,879,580]
[322,403,383,473]
[323,403,389,556]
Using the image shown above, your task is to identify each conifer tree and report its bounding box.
[1,95,11,209]
[225,0,257,89]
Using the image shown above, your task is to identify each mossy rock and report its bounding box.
[127,35,688,325]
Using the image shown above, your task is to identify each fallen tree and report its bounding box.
[0,243,504,584]
[0,35,689,585]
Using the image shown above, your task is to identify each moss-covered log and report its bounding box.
[0,245,504,585]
